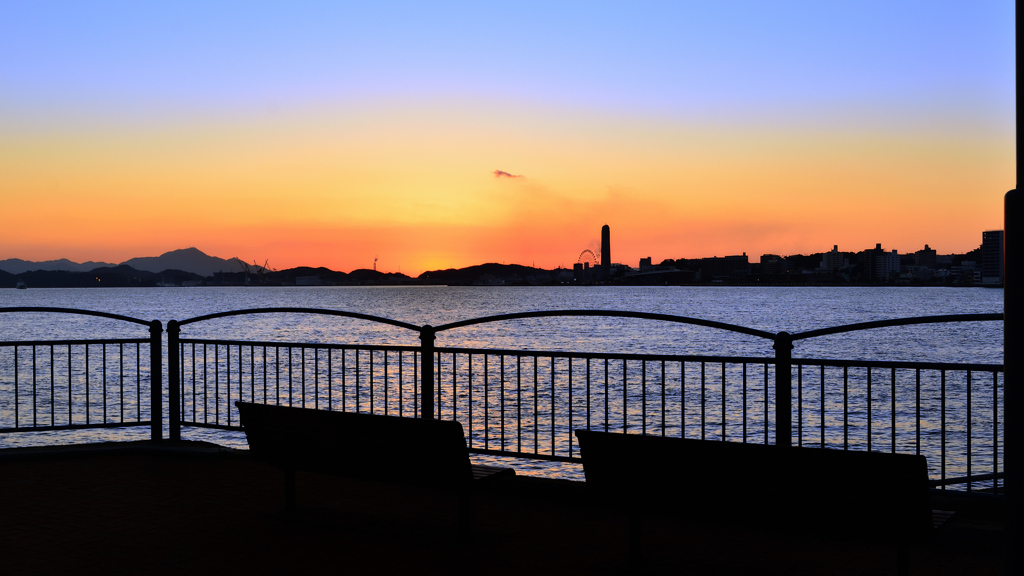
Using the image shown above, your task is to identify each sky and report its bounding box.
[0,1,1015,276]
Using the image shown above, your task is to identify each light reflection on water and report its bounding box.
[1,286,1003,480]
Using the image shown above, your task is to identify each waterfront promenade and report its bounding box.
[0,441,1004,575]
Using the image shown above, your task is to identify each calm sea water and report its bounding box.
[0,285,1003,358]
[0,286,1004,478]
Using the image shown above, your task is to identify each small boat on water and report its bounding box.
[15,281,27,289]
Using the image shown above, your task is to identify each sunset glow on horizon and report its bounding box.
[1,2,1014,276]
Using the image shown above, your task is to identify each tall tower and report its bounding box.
[601,224,611,276]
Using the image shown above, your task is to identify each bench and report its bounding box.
[235,401,514,534]
[575,430,943,576]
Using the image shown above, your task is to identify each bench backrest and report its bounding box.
[575,430,933,542]
[236,402,474,489]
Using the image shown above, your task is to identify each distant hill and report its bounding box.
[418,263,559,285]
[0,248,238,277]
[0,258,117,274]
[121,248,243,276]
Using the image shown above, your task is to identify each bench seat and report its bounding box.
[235,401,514,532]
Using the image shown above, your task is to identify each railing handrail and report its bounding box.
[172,307,421,332]
[0,306,157,328]
[791,313,1003,342]
[433,309,778,340]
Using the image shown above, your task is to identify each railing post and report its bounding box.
[420,325,436,420]
[1005,188,1020,574]
[773,331,793,447]
[167,320,181,441]
[149,320,163,441]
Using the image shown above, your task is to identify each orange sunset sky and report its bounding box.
[1,2,1015,276]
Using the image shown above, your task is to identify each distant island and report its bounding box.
[0,243,1002,289]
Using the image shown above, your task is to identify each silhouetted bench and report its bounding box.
[235,401,514,533]
[575,430,944,576]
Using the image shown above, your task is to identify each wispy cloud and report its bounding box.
[493,170,523,179]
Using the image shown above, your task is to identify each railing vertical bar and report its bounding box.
[819,365,825,449]
[471,354,477,445]
[517,354,522,453]
[301,347,307,410]
[226,345,231,425]
[763,361,769,445]
[85,344,90,426]
[355,349,360,412]
[500,354,506,450]
[604,358,609,433]
[994,370,1000,489]
[915,369,922,455]
[194,343,200,421]
[368,348,374,415]
[262,346,268,405]
[102,343,108,424]
[67,344,72,426]
[51,346,56,427]
[533,355,539,453]
[641,360,647,435]
[135,342,141,422]
[967,370,973,492]
[484,354,490,450]
[741,362,748,443]
[889,367,896,454]
[797,363,803,447]
[84,340,89,426]
[586,357,592,433]
[119,343,124,423]
[682,360,687,439]
[8,346,14,427]
[551,356,556,457]
[843,366,849,450]
[436,350,444,416]
[700,361,706,440]
[620,359,627,432]
[32,345,38,427]
[341,347,346,412]
[941,370,947,488]
[721,361,726,441]
[275,347,280,407]
[216,345,221,425]
[383,349,389,415]
[661,360,667,436]
[328,348,335,411]
[250,345,255,405]
[452,353,458,423]
[569,357,574,457]
[866,367,872,452]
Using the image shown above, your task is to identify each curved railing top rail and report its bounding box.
[170,307,421,332]
[790,313,1003,342]
[431,309,777,340]
[0,306,158,329]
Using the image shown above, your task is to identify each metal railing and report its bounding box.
[0,307,162,440]
[166,308,1003,491]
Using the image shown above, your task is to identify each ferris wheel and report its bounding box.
[578,249,599,267]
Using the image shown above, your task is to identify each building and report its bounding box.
[701,253,749,280]
[601,224,611,277]
[914,244,937,269]
[981,230,1003,284]
[860,243,900,282]
[760,254,786,275]
[820,245,848,272]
